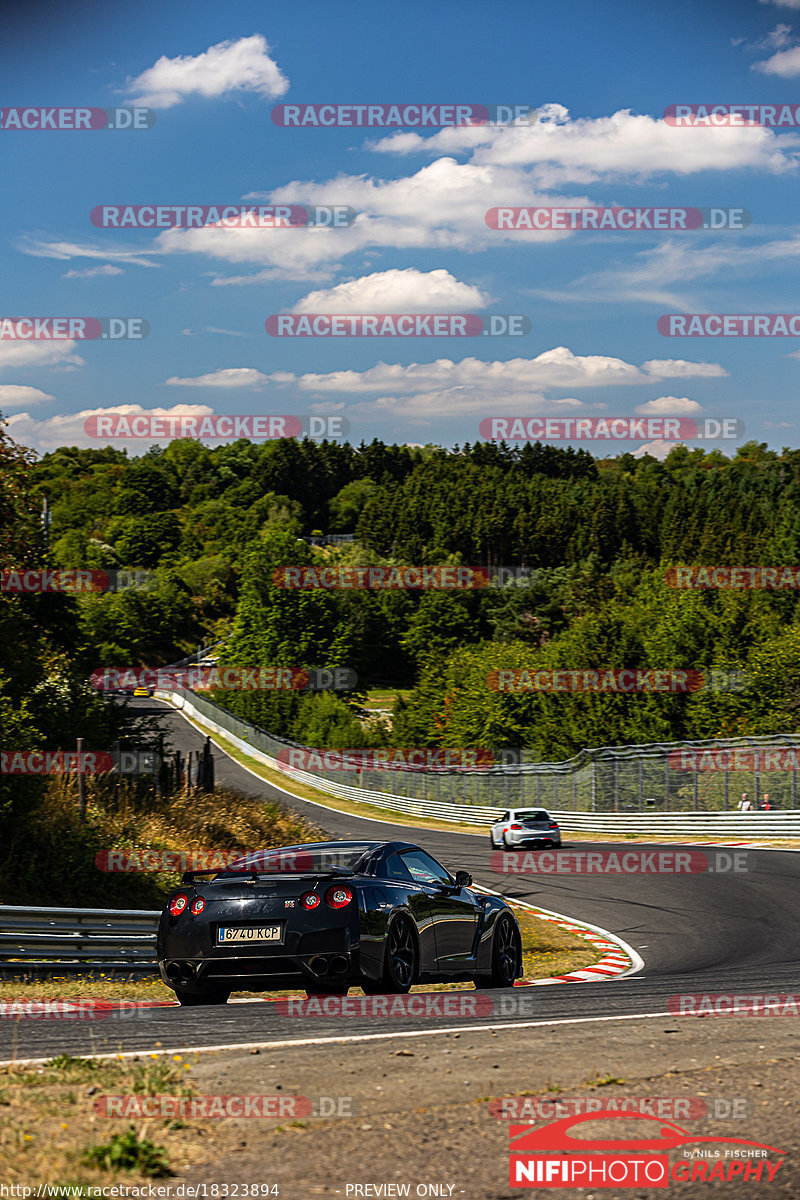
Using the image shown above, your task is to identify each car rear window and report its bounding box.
[225,846,372,875]
[516,811,549,823]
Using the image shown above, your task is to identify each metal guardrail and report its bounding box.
[0,906,159,973]
[159,688,800,836]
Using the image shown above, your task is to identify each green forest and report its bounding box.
[5,417,800,820]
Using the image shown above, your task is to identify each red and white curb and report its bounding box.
[475,886,644,987]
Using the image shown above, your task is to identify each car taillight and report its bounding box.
[190,897,206,916]
[168,893,188,916]
[326,885,353,909]
[549,823,559,829]
[300,892,321,910]
[509,823,522,830]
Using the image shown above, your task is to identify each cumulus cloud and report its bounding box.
[163,367,269,388]
[6,404,214,453]
[753,43,800,74]
[0,340,83,372]
[290,267,492,313]
[251,347,727,419]
[634,396,702,415]
[124,34,289,109]
[0,384,56,409]
[642,359,728,378]
[759,0,800,8]
[633,439,677,460]
[370,103,799,184]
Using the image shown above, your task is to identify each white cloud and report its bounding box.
[633,439,677,460]
[124,34,288,109]
[0,340,83,372]
[19,236,161,269]
[291,268,492,313]
[6,404,214,453]
[370,103,799,184]
[753,43,800,74]
[157,158,586,280]
[164,367,268,388]
[759,0,800,8]
[0,384,55,409]
[642,359,728,379]
[62,265,124,279]
[257,347,725,419]
[635,396,702,415]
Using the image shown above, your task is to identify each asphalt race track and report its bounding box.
[4,695,800,1064]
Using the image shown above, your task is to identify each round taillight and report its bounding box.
[326,885,353,909]
[300,892,321,910]
[509,823,522,830]
[168,893,188,916]
[190,897,206,916]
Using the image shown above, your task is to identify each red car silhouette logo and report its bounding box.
[510,1110,784,1155]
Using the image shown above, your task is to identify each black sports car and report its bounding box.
[157,839,522,1005]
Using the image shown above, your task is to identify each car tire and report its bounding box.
[174,987,230,1006]
[502,832,514,849]
[476,915,519,989]
[489,833,497,848]
[366,914,418,994]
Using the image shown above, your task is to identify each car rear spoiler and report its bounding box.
[181,865,354,884]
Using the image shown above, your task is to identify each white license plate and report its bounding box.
[217,925,283,944]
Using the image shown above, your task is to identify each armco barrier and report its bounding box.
[156,688,800,836]
[0,906,159,974]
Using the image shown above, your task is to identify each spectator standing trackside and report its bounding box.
[737,793,752,811]
[760,793,771,811]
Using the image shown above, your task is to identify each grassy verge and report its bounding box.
[0,785,326,908]
[0,1052,203,1186]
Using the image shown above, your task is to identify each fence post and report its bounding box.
[613,757,619,812]
[664,753,670,812]
[591,759,597,813]
[638,756,644,811]
[754,750,760,808]
[77,738,86,820]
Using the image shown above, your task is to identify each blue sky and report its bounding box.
[4,0,800,456]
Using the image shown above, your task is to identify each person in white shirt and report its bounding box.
[737,793,752,811]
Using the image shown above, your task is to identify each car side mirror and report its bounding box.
[454,870,472,888]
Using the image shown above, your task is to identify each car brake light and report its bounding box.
[300,892,321,910]
[549,823,559,829]
[509,823,522,830]
[168,893,188,916]
[190,897,206,916]
[326,885,353,909]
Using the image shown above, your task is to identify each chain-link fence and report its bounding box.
[162,685,800,813]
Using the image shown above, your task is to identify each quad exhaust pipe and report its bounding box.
[166,961,196,984]
[309,955,349,977]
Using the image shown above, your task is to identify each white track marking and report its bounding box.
[0,1010,679,1068]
